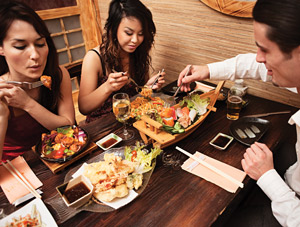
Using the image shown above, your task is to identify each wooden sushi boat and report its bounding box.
[133,81,225,148]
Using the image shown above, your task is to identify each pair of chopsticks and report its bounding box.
[2,160,41,199]
[176,146,244,189]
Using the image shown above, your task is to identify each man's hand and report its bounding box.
[178,65,210,92]
[241,142,274,180]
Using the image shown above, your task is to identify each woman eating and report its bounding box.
[78,0,165,123]
[0,1,75,161]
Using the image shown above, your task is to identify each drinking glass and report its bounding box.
[112,93,134,140]
[226,89,243,120]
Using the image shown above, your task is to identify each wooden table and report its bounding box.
[0,94,297,227]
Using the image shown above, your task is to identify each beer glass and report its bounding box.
[226,89,243,120]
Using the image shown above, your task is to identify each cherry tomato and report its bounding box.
[131,150,137,161]
[54,147,65,159]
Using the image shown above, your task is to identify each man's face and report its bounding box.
[254,21,300,88]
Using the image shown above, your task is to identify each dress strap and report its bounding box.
[8,106,15,118]
[89,49,106,77]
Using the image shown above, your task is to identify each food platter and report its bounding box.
[230,117,270,146]
[63,147,155,212]
[35,125,90,163]
[133,81,225,148]
[0,198,57,227]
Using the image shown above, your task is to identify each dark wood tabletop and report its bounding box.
[0,93,298,227]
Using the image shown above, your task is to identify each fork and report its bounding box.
[112,69,145,92]
[173,65,192,97]
[150,69,165,89]
[6,80,43,89]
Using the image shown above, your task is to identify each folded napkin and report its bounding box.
[181,152,246,193]
[0,156,43,204]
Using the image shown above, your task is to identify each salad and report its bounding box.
[147,93,210,134]
[40,125,88,161]
[124,142,163,173]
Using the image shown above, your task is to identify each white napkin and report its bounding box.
[13,189,43,206]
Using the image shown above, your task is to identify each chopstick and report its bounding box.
[176,146,244,188]
[243,110,291,118]
[174,65,192,97]
[2,160,41,199]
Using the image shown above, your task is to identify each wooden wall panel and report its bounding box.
[98,0,300,107]
[20,0,77,11]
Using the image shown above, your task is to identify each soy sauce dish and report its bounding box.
[96,133,122,150]
[209,133,234,150]
[56,175,93,208]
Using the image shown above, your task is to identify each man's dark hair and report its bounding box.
[253,0,300,54]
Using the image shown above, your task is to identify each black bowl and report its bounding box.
[35,125,90,163]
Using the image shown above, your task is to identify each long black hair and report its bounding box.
[0,0,62,112]
[100,0,156,85]
[253,0,300,54]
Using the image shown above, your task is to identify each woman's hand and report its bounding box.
[241,142,274,180]
[3,85,31,110]
[178,65,210,92]
[106,71,129,92]
[146,71,166,90]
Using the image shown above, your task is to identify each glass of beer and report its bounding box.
[112,93,134,140]
[226,89,243,120]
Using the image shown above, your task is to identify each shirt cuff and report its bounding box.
[257,169,293,201]
[208,62,229,81]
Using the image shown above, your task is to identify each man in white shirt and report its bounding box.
[178,0,300,226]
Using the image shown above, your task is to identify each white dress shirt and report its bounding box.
[208,53,300,227]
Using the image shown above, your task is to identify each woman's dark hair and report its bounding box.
[0,0,62,112]
[100,0,156,85]
[253,0,300,54]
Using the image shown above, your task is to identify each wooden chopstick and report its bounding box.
[176,146,244,188]
[2,160,41,199]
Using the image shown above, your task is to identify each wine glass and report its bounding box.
[112,93,134,140]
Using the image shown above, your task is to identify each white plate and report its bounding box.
[96,133,122,150]
[0,198,57,226]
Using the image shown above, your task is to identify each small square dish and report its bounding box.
[56,175,93,208]
[209,133,234,150]
[96,133,122,150]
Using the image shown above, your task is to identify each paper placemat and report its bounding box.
[181,152,246,193]
[0,156,43,204]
